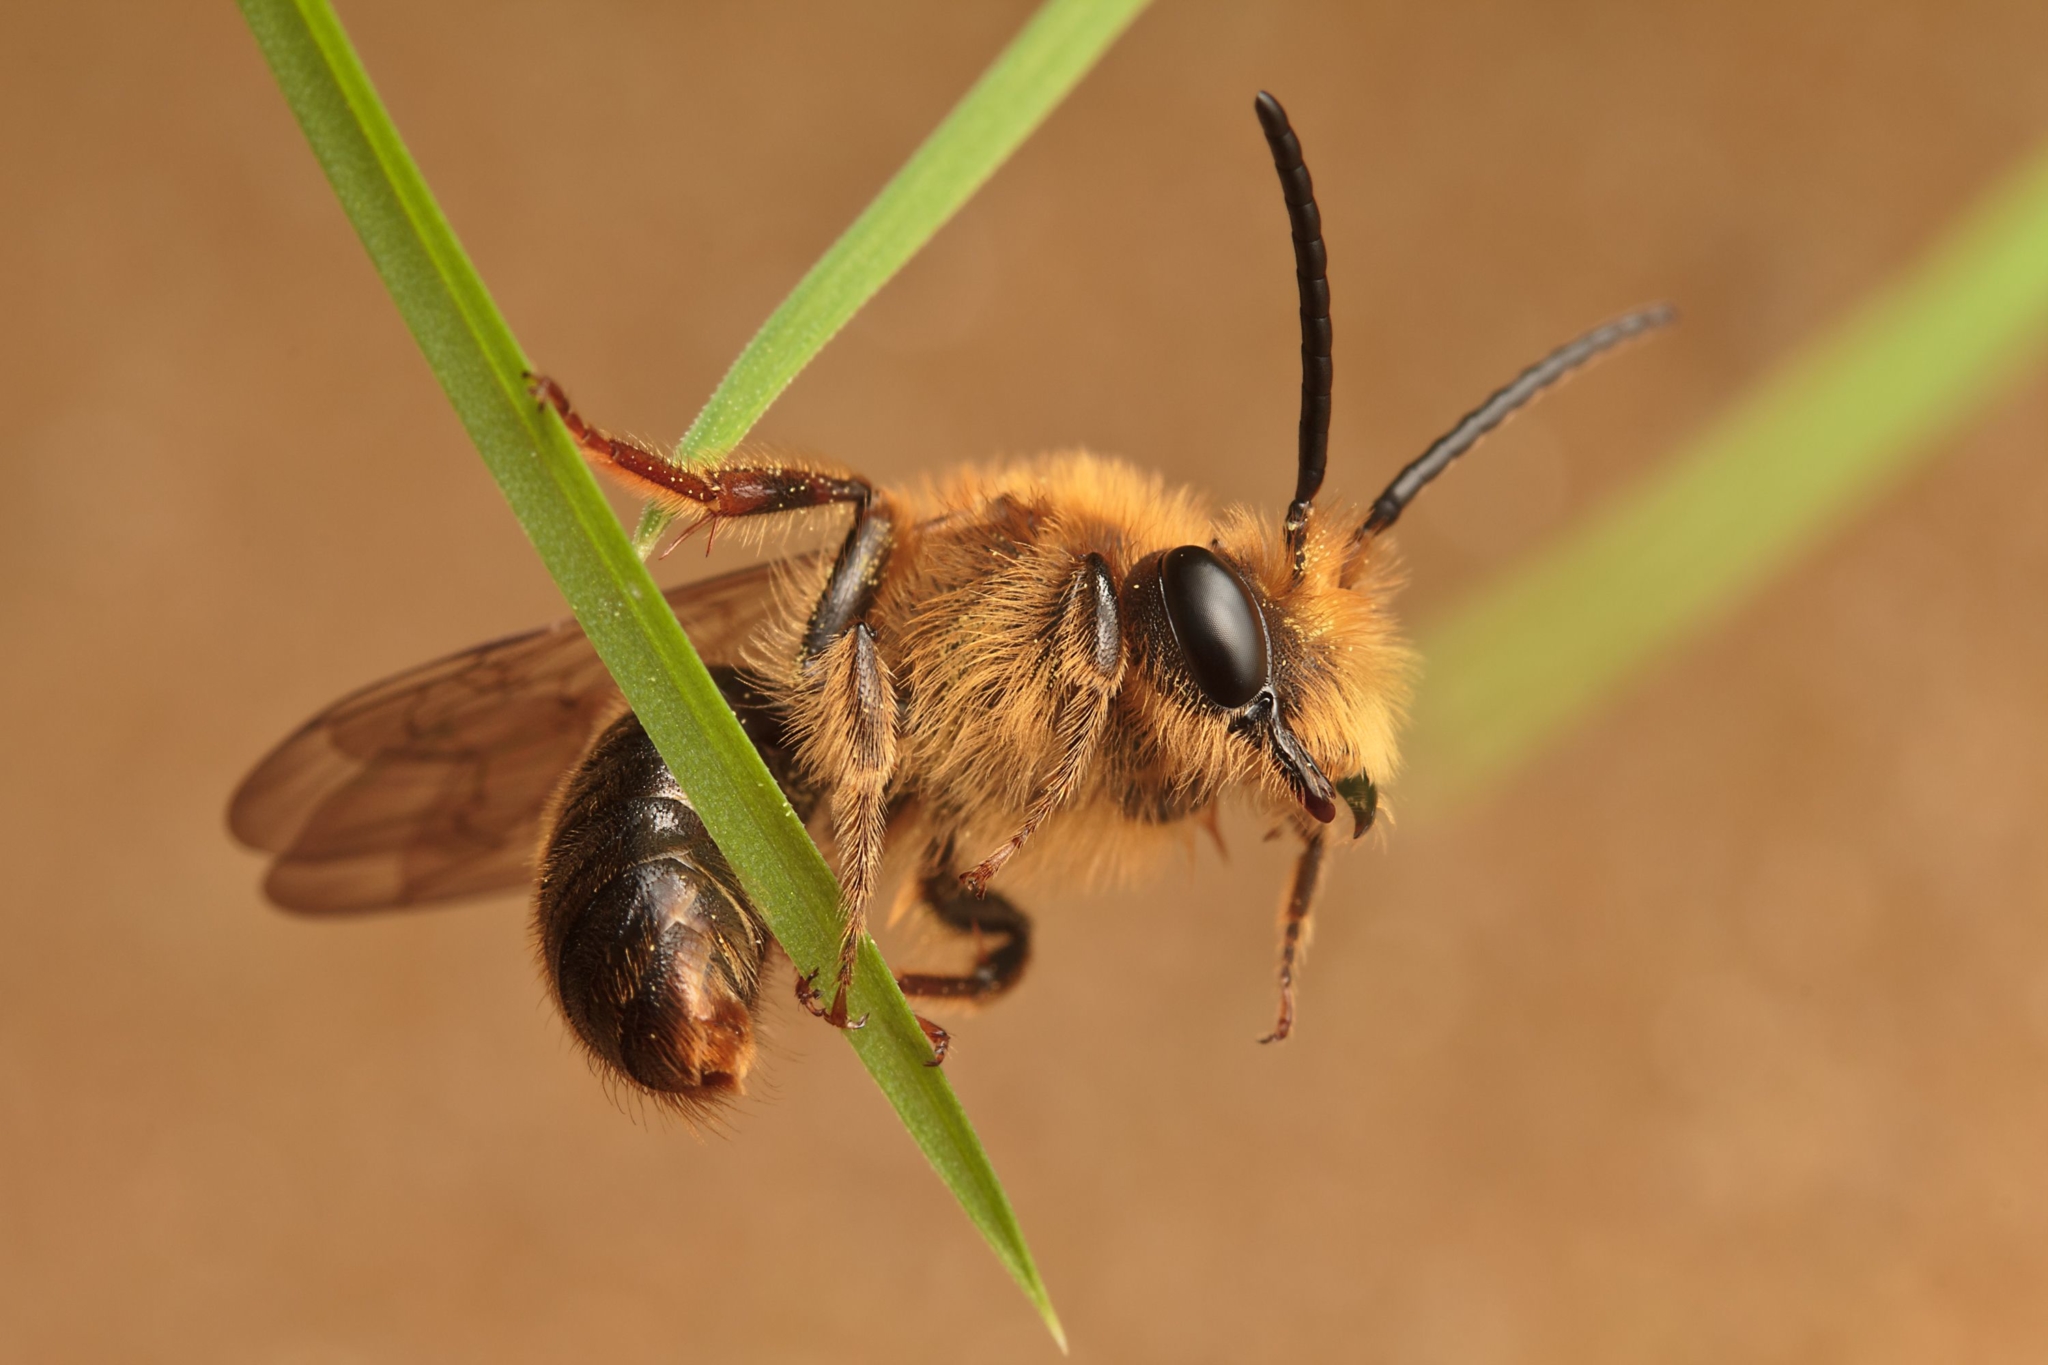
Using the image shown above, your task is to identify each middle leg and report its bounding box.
[785,506,900,1030]
[895,871,1036,1005]
[892,847,1037,1066]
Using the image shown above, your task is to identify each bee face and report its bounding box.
[1123,540,1343,826]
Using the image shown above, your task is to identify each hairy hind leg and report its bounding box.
[527,374,871,527]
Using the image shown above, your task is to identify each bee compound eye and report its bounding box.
[1159,545,1269,709]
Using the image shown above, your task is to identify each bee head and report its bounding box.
[1123,529,1401,836]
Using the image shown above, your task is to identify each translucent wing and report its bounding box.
[229,559,794,914]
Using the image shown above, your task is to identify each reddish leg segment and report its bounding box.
[528,373,871,525]
[1259,831,1325,1044]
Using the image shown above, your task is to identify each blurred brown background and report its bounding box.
[5,1,2048,1360]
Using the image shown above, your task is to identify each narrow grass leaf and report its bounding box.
[635,0,1151,552]
[1411,138,2048,807]
[236,0,1065,1342]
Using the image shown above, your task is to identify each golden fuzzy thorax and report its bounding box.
[748,450,1412,896]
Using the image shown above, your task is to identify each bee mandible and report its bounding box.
[230,92,1670,1114]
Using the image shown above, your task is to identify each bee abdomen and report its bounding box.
[536,713,771,1110]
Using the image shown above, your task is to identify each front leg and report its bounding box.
[962,552,1124,895]
[1259,831,1325,1044]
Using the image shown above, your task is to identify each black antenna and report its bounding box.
[1358,304,1675,538]
[1254,91,1330,574]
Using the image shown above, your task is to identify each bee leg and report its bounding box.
[793,967,829,1017]
[1259,831,1326,1044]
[788,505,900,1030]
[895,871,1034,1005]
[528,373,874,527]
[962,553,1123,896]
[800,966,947,1066]
[913,1016,951,1067]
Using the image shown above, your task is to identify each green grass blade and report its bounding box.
[1409,138,2048,808]
[236,0,1066,1342]
[634,0,1151,553]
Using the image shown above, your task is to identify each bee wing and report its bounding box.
[229,558,797,914]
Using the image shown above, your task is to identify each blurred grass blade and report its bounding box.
[1411,138,2048,806]
[635,0,1151,552]
[236,0,1068,1343]
[683,0,1148,454]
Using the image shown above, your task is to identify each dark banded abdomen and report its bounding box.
[534,709,773,1111]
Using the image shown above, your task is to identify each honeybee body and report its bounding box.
[231,91,1667,1116]
[524,445,1406,1108]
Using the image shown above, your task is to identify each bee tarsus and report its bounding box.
[1257,831,1327,1044]
[795,967,869,1032]
[912,1015,952,1068]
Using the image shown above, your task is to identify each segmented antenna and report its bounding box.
[1254,91,1331,573]
[1358,304,1676,538]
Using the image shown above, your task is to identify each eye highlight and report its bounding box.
[1160,545,1268,708]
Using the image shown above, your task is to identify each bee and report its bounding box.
[230,92,1669,1115]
